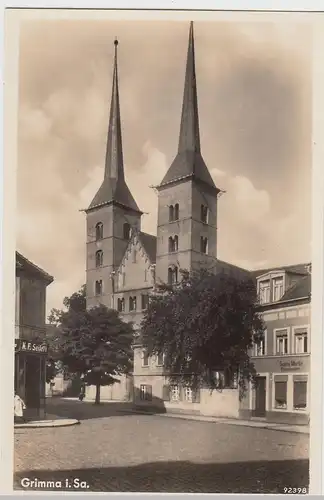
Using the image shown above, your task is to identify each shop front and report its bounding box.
[240,355,310,425]
[15,338,48,420]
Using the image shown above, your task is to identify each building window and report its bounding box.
[275,329,288,355]
[142,350,149,367]
[170,385,180,401]
[274,379,287,409]
[259,280,270,304]
[169,204,179,222]
[156,353,164,366]
[253,339,265,357]
[140,384,152,401]
[95,222,103,241]
[200,236,208,254]
[123,223,131,240]
[132,250,137,263]
[168,236,179,253]
[117,298,125,312]
[168,266,178,285]
[201,204,208,223]
[295,331,308,354]
[273,277,284,302]
[95,280,103,296]
[95,250,103,268]
[141,294,149,310]
[129,296,137,311]
[184,387,193,402]
[293,380,307,410]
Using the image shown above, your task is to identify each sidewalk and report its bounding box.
[124,408,309,435]
[14,414,80,429]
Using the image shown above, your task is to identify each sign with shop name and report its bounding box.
[15,339,48,354]
[280,360,303,372]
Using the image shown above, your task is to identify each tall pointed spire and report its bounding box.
[178,21,200,154]
[159,22,218,192]
[87,39,142,213]
[104,39,124,181]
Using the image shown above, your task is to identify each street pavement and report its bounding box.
[14,398,309,493]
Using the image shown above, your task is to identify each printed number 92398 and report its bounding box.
[283,487,307,494]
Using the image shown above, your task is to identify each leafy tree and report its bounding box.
[48,286,134,404]
[141,269,265,399]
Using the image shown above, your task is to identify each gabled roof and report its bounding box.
[16,251,54,285]
[138,232,157,264]
[280,274,311,301]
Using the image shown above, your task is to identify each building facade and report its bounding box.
[82,22,311,423]
[15,252,53,419]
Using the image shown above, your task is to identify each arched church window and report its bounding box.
[95,280,103,296]
[200,236,208,254]
[95,250,103,268]
[168,266,178,285]
[174,235,179,252]
[169,205,174,222]
[174,203,179,220]
[168,236,179,253]
[201,205,208,224]
[123,223,131,240]
[95,222,103,241]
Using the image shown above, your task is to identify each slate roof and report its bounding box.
[251,263,310,279]
[280,274,311,301]
[16,251,54,285]
[139,232,157,264]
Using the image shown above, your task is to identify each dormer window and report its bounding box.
[259,280,270,304]
[95,250,103,268]
[273,277,284,302]
[123,223,131,240]
[201,204,208,223]
[95,222,103,241]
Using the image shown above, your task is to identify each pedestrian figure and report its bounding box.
[14,392,26,422]
[78,383,85,401]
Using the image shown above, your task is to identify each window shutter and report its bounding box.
[192,388,200,403]
[162,384,170,401]
[145,384,152,402]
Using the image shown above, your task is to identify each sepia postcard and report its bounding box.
[1,5,324,496]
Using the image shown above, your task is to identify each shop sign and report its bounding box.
[279,360,303,372]
[15,339,48,354]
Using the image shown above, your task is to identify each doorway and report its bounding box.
[254,376,266,417]
[25,355,41,410]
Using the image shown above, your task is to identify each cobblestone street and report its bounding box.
[14,399,309,493]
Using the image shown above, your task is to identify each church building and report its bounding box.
[83,23,311,425]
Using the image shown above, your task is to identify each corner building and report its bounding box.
[83,25,311,425]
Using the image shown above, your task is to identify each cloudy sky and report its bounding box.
[16,16,312,314]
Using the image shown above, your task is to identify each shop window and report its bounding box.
[274,379,287,409]
[142,350,149,367]
[293,380,307,410]
[140,384,152,401]
[295,331,308,354]
[259,279,270,304]
[95,222,103,241]
[170,385,180,402]
[117,298,125,312]
[95,250,103,268]
[275,329,288,355]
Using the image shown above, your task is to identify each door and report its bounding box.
[255,376,266,417]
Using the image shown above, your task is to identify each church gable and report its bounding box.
[115,232,155,292]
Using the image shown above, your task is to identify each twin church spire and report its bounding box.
[88,22,218,212]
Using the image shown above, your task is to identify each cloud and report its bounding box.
[16,18,312,313]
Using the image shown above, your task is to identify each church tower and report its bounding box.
[85,40,142,309]
[156,22,220,285]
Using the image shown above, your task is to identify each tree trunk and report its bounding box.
[94,384,101,405]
